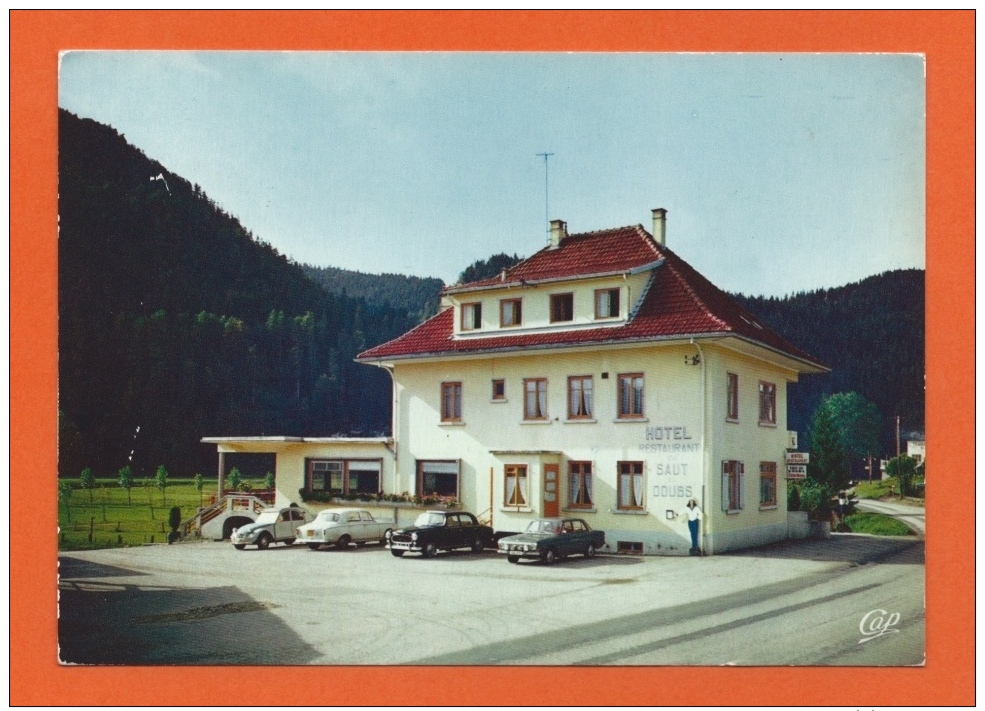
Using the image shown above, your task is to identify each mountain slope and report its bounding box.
[734,269,925,454]
[58,109,417,477]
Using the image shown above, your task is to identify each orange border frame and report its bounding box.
[11,11,974,706]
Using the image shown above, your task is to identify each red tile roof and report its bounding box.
[358,224,826,371]
[445,225,663,290]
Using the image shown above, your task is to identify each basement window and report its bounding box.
[617,541,643,555]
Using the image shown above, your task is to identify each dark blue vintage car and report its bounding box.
[387,510,493,558]
[497,517,604,565]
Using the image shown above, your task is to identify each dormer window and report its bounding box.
[550,293,574,323]
[595,288,620,319]
[500,298,522,328]
[461,302,482,331]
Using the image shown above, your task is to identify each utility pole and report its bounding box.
[896,415,902,500]
[536,152,554,243]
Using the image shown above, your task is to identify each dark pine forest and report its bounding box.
[58,109,924,480]
[58,110,424,478]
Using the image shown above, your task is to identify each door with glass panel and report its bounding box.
[543,464,559,518]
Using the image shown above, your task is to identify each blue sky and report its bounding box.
[58,52,924,296]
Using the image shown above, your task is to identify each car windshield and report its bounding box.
[254,511,280,525]
[525,520,560,535]
[413,512,447,527]
[315,512,339,523]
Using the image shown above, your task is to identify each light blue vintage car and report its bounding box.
[497,517,605,565]
[230,506,312,550]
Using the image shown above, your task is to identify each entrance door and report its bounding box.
[543,464,559,518]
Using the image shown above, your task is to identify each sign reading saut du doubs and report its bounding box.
[786,464,807,479]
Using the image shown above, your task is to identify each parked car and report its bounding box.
[230,506,312,550]
[295,508,393,550]
[497,517,604,564]
[387,510,493,558]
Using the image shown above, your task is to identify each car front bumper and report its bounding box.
[498,546,541,559]
[388,540,422,552]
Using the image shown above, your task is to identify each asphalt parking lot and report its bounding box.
[58,534,923,666]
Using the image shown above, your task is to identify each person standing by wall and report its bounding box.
[679,498,703,556]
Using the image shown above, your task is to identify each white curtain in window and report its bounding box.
[516,469,527,505]
[584,471,593,505]
[633,471,643,507]
[505,474,516,505]
[537,385,547,417]
[583,380,593,416]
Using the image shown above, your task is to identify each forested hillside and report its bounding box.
[58,109,422,478]
[301,264,442,322]
[734,269,925,454]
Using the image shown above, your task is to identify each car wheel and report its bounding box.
[391,549,405,557]
[422,542,438,559]
[233,544,246,550]
[306,543,320,551]
[471,537,485,553]
[507,555,520,564]
[337,534,352,549]
[585,543,597,559]
[283,538,295,546]
[256,533,272,550]
[542,547,558,565]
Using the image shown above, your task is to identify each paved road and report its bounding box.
[855,499,926,534]
[58,534,924,666]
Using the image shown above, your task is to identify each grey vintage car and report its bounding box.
[497,517,604,564]
[295,508,393,550]
[230,506,312,550]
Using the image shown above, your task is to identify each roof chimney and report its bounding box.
[549,219,568,249]
[651,208,667,246]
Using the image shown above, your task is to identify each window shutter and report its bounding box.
[738,462,745,510]
[721,461,729,512]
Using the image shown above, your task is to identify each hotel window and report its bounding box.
[567,375,594,419]
[550,292,574,322]
[307,459,381,496]
[491,379,505,401]
[595,288,620,319]
[617,373,645,418]
[504,464,528,507]
[721,460,744,512]
[617,461,645,510]
[759,381,777,425]
[500,298,522,327]
[461,302,482,331]
[568,461,593,509]
[524,378,548,420]
[727,372,739,421]
[418,460,460,498]
[441,382,462,422]
[760,462,777,507]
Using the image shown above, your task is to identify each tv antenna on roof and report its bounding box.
[536,152,554,243]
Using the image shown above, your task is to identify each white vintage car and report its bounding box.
[230,506,312,550]
[296,508,393,550]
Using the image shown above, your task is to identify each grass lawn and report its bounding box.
[854,476,925,506]
[58,478,267,550]
[843,511,914,537]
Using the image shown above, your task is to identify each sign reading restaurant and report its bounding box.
[785,452,810,464]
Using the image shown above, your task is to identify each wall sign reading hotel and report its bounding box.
[639,424,700,453]
[785,452,810,464]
